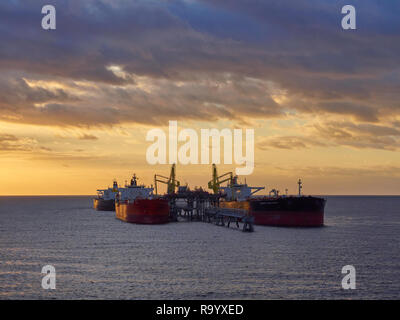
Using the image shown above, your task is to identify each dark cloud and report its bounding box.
[313,121,400,150]
[0,133,36,152]
[1,1,399,81]
[274,165,400,178]
[309,101,379,122]
[0,72,282,127]
[259,121,400,151]
[258,136,329,150]
[78,134,98,140]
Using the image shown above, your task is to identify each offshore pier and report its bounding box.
[166,186,254,232]
[154,164,254,231]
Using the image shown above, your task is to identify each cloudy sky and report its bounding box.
[0,0,399,195]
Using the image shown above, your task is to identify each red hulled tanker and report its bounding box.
[115,175,170,224]
[210,165,326,227]
[248,196,325,227]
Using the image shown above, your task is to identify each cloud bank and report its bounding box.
[0,0,399,149]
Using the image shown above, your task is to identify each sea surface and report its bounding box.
[0,196,399,299]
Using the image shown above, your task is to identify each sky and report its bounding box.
[0,0,400,195]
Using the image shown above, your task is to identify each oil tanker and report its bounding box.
[209,165,326,227]
[115,175,170,224]
[93,180,119,211]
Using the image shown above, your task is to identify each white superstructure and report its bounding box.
[220,176,264,201]
[96,181,119,200]
[118,174,154,201]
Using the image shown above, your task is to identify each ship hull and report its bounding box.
[115,198,170,224]
[93,198,115,211]
[220,196,325,227]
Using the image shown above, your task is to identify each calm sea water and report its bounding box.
[0,196,399,299]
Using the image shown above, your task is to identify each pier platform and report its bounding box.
[165,189,254,232]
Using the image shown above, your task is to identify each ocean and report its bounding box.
[0,196,399,299]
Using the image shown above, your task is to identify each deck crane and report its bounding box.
[207,163,234,194]
[154,164,180,195]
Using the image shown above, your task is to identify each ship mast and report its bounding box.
[298,179,302,197]
[112,180,119,192]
